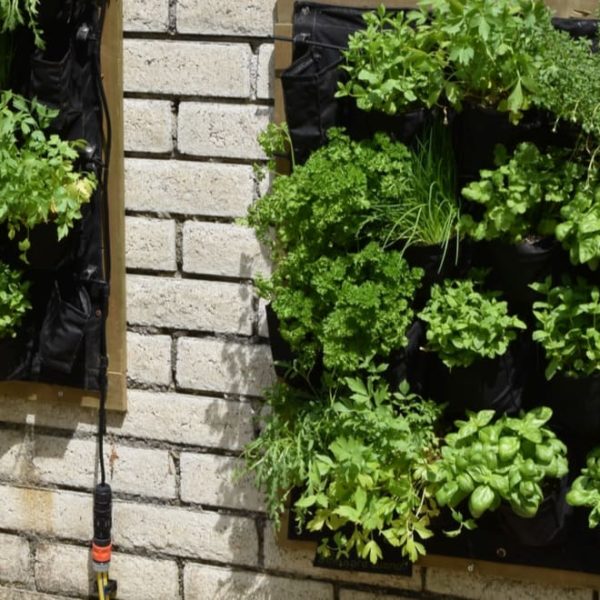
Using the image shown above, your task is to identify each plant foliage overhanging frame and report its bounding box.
[272,0,600,587]
[0,0,126,412]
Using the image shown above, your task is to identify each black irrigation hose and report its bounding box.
[92,0,112,486]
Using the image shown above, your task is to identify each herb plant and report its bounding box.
[419,278,526,369]
[429,407,568,524]
[266,242,423,373]
[376,120,461,263]
[244,362,443,564]
[336,6,447,115]
[0,0,43,47]
[460,143,578,243]
[0,261,30,337]
[567,447,600,528]
[532,277,600,380]
[0,91,96,261]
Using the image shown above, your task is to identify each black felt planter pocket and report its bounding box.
[498,479,570,547]
[282,52,343,165]
[344,106,433,147]
[488,239,559,310]
[35,282,91,375]
[426,348,524,418]
[29,45,80,135]
[545,373,600,442]
[453,105,551,184]
[265,303,323,389]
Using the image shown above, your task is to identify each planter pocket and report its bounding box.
[282,52,343,164]
[426,348,524,418]
[488,239,558,310]
[35,281,91,375]
[498,478,570,547]
[546,373,600,442]
[29,45,80,135]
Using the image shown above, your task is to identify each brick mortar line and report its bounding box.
[0,420,254,456]
[124,91,273,106]
[127,325,266,346]
[123,31,274,45]
[124,211,246,225]
[125,379,266,402]
[124,149,268,166]
[126,267,257,286]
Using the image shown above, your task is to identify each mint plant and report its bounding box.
[532,277,600,380]
[567,448,600,528]
[0,261,30,337]
[419,278,526,369]
[0,92,96,261]
[429,408,568,526]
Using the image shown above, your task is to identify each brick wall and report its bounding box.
[0,1,598,599]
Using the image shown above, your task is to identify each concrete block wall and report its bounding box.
[0,1,598,599]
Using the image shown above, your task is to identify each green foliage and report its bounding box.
[0,91,96,261]
[555,183,600,270]
[419,278,526,369]
[567,447,600,529]
[248,128,414,261]
[336,6,447,114]
[0,0,42,47]
[244,363,443,563]
[531,277,600,380]
[460,143,579,243]
[0,261,30,337]
[270,242,423,373]
[428,407,568,525]
[376,120,461,261]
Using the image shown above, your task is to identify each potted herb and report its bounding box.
[428,407,569,546]
[567,447,600,529]
[245,362,443,564]
[531,276,600,440]
[419,278,527,415]
[460,143,582,307]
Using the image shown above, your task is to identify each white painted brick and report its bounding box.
[125,217,177,272]
[180,453,264,511]
[177,0,276,36]
[0,431,176,499]
[127,332,172,386]
[178,103,271,160]
[263,524,423,592]
[183,222,271,279]
[125,158,254,217]
[176,337,274,396]
[109,390,255,450]
[127,275,253,335]
[124,99,173,153]
[339,592,413,600]
[0,485,91,541]
[258,298,269,338]
[35,543,179,600]
[0,533,31,585]
[257,44,274,100]
[114,502,258,565]
[124,0,169,32]
[124,40,252,98]
[184,564,333,600]
[425,568,594,600]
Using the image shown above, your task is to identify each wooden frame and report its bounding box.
[0,0,127,412]
[274,0,600,588]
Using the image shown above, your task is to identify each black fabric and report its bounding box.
[0,0,109,391]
